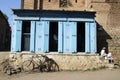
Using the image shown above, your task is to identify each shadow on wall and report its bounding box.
[96,0,120,53]
[0,17,11,51]
[96,23,112,54]
[105,0,120,53]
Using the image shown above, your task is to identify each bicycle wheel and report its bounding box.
[45,63,50,72]
[6,67,12,75]
[40,61,49,72]
[50,61,59,72]
[2,66,8,73]
[22,60,34,72]
[50,62,59,72]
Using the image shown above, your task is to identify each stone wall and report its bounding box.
[21,0,120,57]
[22,0,87,11]
[0,11,11,51]
[43,0,86,11]
[0,52,10,70]
[88,0,120,54]
[9,53,109,71]
[22,0,35,9]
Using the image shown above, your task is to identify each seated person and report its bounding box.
[107,53,114,63]
[100,47,107,57]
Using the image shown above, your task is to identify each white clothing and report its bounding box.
[100,49,107,57]
[107,53,113,60]
[107,53,112,57]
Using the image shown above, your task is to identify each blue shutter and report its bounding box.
[15,21,22,52]
[90,22,97,53]
[35,21,44,52]
[44,21,49,52]
[85,22,90,53]
[71,22,77,53]
[11,21,16,52]
[58,22,63,53]
[63,22,72,53]
[30,21,35,52]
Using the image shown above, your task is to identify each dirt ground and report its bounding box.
[0,69,120,80]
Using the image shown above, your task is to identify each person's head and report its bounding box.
[108,53,111,55]
[102,47,106,50]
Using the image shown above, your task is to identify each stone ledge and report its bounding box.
[10,52,98,56]
[9,53,103,71]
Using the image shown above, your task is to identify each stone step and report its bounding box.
[105,63,114,69]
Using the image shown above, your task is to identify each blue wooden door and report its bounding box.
[11,21,16,52]
[30,21,36,52]
[85,22,90,53]
[85,22,96,53]
[35,21,49,53]
[11,21,22,52]
[44,21,49,52]
[16,21,22,52]
[58,22,63,53]
[90,22,97,53]
[35,21,44,52]
[58,22,77,53]
[63,22,72,53]
[71,22,77,53]
[60,22,77,53]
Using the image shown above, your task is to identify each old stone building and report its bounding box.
[9,0,120,71]
[0,11,11,51]
[12,0,120,54]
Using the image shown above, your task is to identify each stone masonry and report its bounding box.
[21,0,120,56]
[6,0,119,71]
[9,53,109,71]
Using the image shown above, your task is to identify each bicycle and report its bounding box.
[40,55,59,72]
[22,54,42,73]
[1,58,21,75]
[22,54,59,73]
